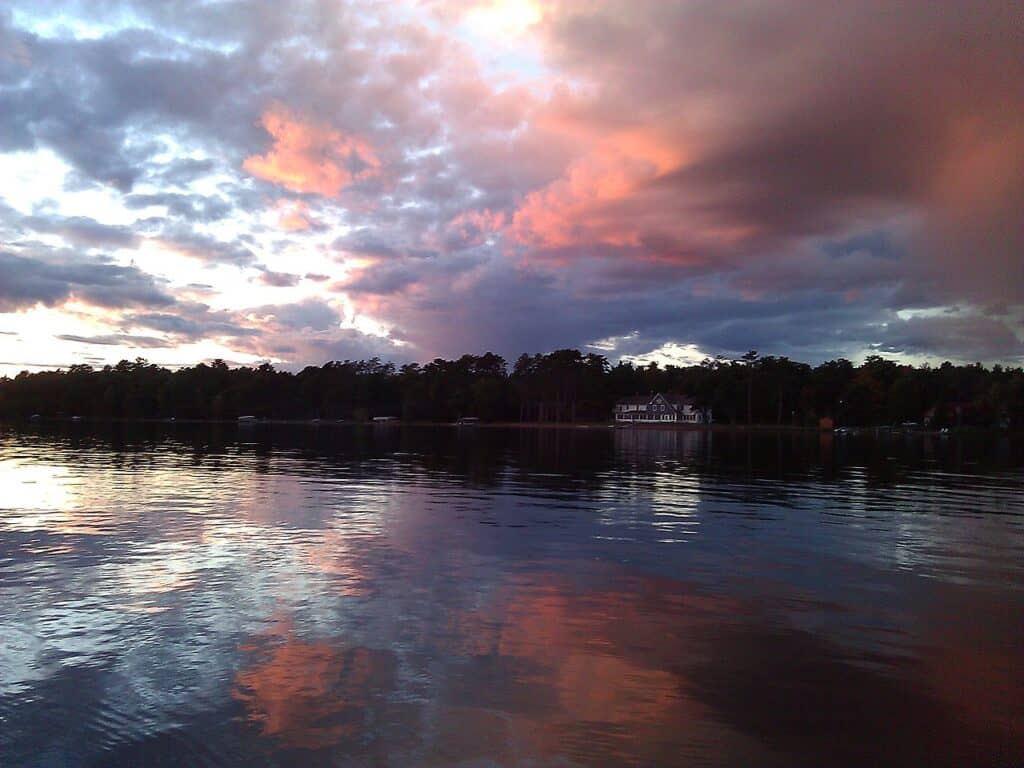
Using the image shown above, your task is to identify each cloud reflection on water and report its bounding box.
[233,619,397,751]
[0,424,1021,766]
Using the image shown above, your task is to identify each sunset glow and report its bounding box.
[0,0,1020,375]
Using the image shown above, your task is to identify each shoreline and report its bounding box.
[4,417,1017,437]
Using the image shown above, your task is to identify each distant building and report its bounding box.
[614,393,710,424]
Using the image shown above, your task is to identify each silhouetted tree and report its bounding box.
[0,352,1021,429]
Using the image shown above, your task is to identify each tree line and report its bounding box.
[0,350,1021,429]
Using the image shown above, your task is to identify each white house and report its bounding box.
[614,393,710,424]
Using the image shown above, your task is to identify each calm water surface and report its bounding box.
[1,424,1022,767]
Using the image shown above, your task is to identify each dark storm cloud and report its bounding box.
[357,249,1020,365]
[0,249,174,312]
[537,0,1024,300]
[333,0,1021,364]
[464,2,1019,363]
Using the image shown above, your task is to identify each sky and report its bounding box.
[0,0,1021,375]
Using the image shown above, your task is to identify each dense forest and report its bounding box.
[0,350,1022,429]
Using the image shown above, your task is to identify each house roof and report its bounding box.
[616,392,698,407]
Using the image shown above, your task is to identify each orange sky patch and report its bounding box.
[509,127,688,251]
[244,106,380,197]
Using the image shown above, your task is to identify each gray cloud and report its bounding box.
[56,332,171,348]
[20,214,139,249]
[141,224,255,266]
[261,298,341,332]
[112,294,405,370]
[874,314,1024,363]
[0,19,249,192]
[124,305,260,342]
[257,270,302,288]
[0,248,175,312]
[341,263,420,296]
[123,193,233,223]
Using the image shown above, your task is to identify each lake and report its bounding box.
[1,423,1022,767]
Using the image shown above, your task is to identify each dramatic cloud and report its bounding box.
[0,0,1020,372]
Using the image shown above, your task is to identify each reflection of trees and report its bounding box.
[233,630,396,750]
[9,420,1024,508]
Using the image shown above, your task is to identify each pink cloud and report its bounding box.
[243,106,380,197]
